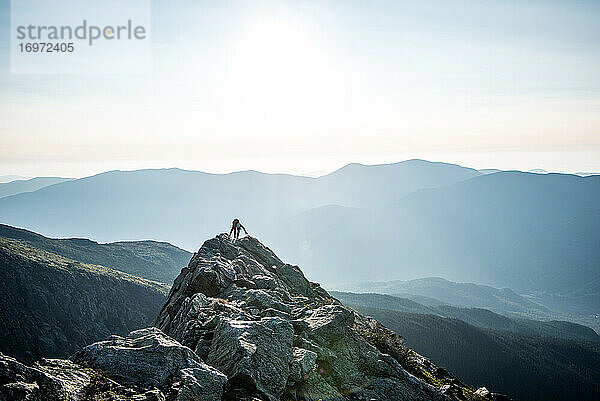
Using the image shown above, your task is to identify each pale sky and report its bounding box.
[1,0,599,178]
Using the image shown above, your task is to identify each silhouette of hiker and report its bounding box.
[229,218,248,240]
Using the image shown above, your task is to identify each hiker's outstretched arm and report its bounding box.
[241,224,248,234]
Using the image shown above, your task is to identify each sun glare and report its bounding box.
[225,13,343,120]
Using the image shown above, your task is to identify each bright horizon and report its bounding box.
[2,155,599,181]
[2,0,599,178]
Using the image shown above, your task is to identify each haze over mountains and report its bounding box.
[0,160,479,249]
[275,171,600,294]
[331,278,600,333]
[331,291,599,342]
[0,159,598,311]
[0,177,72,198]
[333,278,556,319]
[0,175,28,184]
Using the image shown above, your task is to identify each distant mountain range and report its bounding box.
[331,277,599,333]
[0,159,479,248]
[332,277,554,319]
[272,171,600,299]
[478,168,598,176]
[331,291,599,342]
[0,175,28,184]
[0,177,72,198]
[0,160,598,302]
[0,224,191,283]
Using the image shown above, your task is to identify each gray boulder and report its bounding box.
[207,317,294,401]
[71,327,226,393]
[174,368,227,401]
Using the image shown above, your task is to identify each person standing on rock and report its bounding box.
[229,218,248,240]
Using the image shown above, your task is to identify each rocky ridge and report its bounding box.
[1,234,504,400]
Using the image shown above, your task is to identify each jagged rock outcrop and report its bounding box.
[0,234,501,400]
[155,234,496,401]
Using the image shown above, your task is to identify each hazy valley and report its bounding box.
[0,160,598,401]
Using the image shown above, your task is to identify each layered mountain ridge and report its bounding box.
[0,234,506,401]
[0,224,191,284]
[1,160,597,301]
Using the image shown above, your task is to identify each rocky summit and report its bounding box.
[0,234,503,401]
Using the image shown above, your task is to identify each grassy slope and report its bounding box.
[0,224,191,283]
[0,238,168,363]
